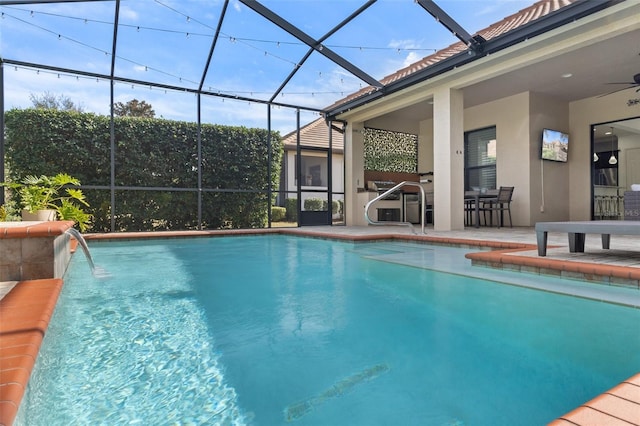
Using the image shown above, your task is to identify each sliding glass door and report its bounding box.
[591,117,640,220]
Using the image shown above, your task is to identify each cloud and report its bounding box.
[4,67,111,113]
[3,64,312,134]
[119,6,139,21]
[402,52,421,68]
[475,4,500,16]
[473,0,530,18]
[388,39,423,50]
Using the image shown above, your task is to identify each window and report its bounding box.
[464,126,496,190]
[297,151,328,188]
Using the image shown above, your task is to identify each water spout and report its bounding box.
[64,228,110,278]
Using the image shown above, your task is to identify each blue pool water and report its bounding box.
[16,235,640,425]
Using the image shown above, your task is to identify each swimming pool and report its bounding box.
[16,235,640,425]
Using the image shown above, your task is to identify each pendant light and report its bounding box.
[593,152,599,162]
[608,127,617,165]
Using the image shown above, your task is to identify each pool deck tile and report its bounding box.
[548,373,640,426]
[464,248,640,286]
[0,278,63,426]
[0,221,73,239]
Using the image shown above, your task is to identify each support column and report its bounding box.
[433,87,464,231]
[0,62,4,206]
[344,122,365,225]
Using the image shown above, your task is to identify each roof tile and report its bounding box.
[281,118,344,151]
[326,0,576,111]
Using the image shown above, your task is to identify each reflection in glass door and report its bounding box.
[592,117,640,220]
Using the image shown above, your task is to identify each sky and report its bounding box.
[1,0,534,134]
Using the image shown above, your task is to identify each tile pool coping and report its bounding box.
[1,226,638,425]
[0,278,63,426]
[548,373,640,425]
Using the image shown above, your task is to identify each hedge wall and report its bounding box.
[3,108,283,232]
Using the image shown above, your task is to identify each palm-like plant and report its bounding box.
[3,173,92,231]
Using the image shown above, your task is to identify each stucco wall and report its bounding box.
[418,119,434,176]
[529,92,570,223]
[464,92,574,226]
[365,115,421,135]
[345,122,365,225]
[464,92,531,226]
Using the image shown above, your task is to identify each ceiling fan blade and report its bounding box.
[597,85,636,98]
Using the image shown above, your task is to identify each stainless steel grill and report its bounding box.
[374,180,400,200]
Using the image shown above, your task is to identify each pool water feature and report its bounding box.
[64,227,110,279]
[16,235,640,425]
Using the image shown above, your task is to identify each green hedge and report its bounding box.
[271,206,286,222]
[303,198,344,213]
[285,197,342,217]
[4,108,283,231]
[333,199,343,215]
[285,198,298,222]
[304,198,325,211]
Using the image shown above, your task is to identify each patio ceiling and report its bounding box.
[0,0,493,114]
[330,1,640,131]
[376,23,640,125]
[463,28,640,108]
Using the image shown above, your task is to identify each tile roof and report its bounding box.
[281,118,344,152]
[325,0,576,111]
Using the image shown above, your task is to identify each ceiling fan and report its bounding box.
[599,73,640,97]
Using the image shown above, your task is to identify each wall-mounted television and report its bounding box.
[541,128,569,162]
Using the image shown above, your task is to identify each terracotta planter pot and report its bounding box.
[21,209,57,221]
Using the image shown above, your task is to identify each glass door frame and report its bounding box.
[297,146,333,226]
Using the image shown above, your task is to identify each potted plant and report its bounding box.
[2,173,92,231]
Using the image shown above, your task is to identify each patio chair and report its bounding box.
[464,198,475,226]
[480,186,514,227]
[424,191,434,224]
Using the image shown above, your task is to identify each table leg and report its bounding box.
[568,233,586,253]
[474,196,480,228]
[536,231,547,256]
